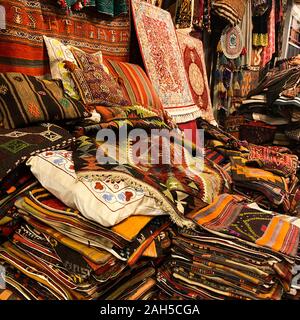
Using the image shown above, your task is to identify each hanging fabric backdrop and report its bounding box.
[0,0,131,76]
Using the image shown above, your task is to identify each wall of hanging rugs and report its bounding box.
[151,0,289,124]
[211,0,289,124]
[141,0,289,123]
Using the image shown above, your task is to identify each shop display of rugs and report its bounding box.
[0,0,300,302]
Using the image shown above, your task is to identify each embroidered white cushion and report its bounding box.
[27,150,77,209]
[28,150,167,227]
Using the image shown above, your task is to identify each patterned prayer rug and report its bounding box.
[176,31,215,123]
[131,0,199,123]
[0,0,130,76]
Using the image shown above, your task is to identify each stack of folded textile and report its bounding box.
[188,120,300,299]
[0,124,75,245]
[0,102,229,300]
[225,62,300,152]
[0,184,171,300]
[157,193,300,300]
[0,165,37,244]
[200,120,300,215]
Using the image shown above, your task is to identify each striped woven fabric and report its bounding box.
[104,59,164,118]
[274,96,300,108]
[187,193,300,257]
[0,73,88,129]
[230,156,287,206]
[22,189,128,248]
[205,148,226,166]
[256,215,300,257]
[20,215,113,265]
[187,194,245,231]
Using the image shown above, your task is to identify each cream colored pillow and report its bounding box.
[27,150,167,227]
[27,150,77,209]
[73,174,166,227]
[43,35,104,100]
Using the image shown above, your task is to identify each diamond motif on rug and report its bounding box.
[2,131,28,138]
[0,139,30,154]
[39,130,62,142]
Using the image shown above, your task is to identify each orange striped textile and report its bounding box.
[188,193,300,257]
[104,59,164,118]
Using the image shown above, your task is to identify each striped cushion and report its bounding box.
[103,59,164,118]
[0,72,89,129]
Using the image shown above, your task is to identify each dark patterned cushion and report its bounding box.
[70,47,106,71]
[70,66,130,107]
[70,47,164,118]
[0,73,89,129]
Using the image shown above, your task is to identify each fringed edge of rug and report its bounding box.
[166,106,215,124]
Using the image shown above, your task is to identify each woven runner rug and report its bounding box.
[0,0,130,76]
[131,0,200,123]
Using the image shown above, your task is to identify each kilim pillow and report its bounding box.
[0,72,89,129]
[43,36,104,99]
[69,47,164,119]
[70,47,110,74]
[68,65,130,107]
